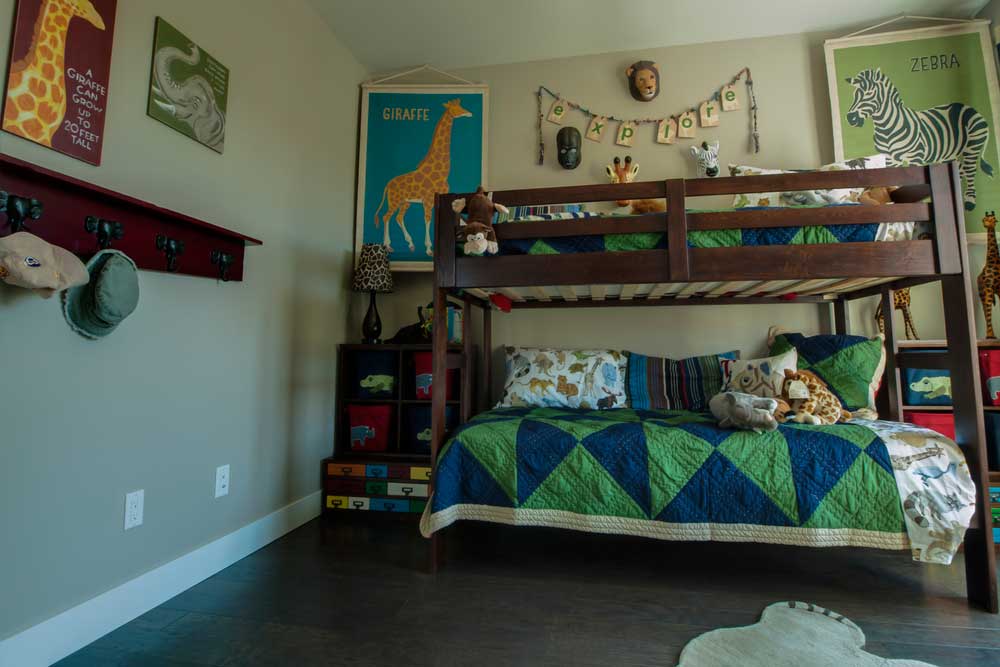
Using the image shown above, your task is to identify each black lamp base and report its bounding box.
[362,291,382,344]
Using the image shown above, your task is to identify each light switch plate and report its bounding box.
[215,464,230,498]
[124,490,144,530]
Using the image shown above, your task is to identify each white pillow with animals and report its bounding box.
[729,155,887,209]
[724,349,798,399]
[498,347,628,410]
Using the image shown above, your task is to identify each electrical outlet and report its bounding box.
[215,464,230,498]
[124,490,144,530]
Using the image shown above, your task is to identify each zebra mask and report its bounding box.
[690,140,720,178]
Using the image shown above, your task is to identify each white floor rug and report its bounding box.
[677,601,937,667]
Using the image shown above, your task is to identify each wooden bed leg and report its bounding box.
[429,286,449,575]
[942,274,998,613]
[430,531,444,573]
[833,298,850,335]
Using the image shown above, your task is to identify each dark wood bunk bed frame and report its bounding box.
[427,162,998,612]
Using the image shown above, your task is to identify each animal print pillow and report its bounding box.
[729,155,887,209]
[723,349,799,399]
[498,347,628,410]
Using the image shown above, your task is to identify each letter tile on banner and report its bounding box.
[547,98,567,124]
[586,115,608,142]
[616,121,636,147]
[700,100,720,127]
[721,83,740,111]
[678,110,697,138]
[656,116,677,144]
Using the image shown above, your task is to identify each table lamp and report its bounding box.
[352,243,394,344]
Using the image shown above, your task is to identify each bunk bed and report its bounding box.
[423,162,998,612]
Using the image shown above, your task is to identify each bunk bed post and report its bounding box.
[482,305,492,412]
[461,294,474,423]
[833,299,851,335]
[665,179,689,281]
[879,288,903,422]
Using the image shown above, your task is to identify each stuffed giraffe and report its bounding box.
[605,156,666,214]
[3,0,106,147]
[978,210,1000,338]
[373,99,472,257]
[875,288,919,340]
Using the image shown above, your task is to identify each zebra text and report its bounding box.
[910,54,960,72]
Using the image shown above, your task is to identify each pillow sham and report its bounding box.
[767,327,886,414]
[729,155,887,209]
[498,347,627,410]
[628,351,738,411]
[723,348,798,399]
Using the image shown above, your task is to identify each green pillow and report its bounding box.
[769,331,886,414]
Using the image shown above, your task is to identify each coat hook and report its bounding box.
[155,234,185,272]
[0,190,43,233]
[210,250,234,282]
[84,216,124,250]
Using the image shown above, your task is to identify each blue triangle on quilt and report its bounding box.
[656,450,794,525]
[779,332,870,365]
[544,234,606,254]
[434,440,514,510]
[581,422,651,516]
[785,428,861,523]
[742,225,800,246]
[516,419,578,504]
[826,222,877,243]
[674,421,732,448]
[864,439,894,475]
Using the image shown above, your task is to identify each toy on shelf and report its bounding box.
[875,287,919,340]
[689,140,720,178]
[452,185,506,256]
[606,156,665,214]
[979,210,1000,338]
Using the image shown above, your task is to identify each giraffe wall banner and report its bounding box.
[356,85,488,271]
[826,20,1000,233]
[2,0,118,165]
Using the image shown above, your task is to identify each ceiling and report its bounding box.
[311,0,989,73]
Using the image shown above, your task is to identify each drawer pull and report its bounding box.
[352,500,365,509]
[402,486,413,496]
[340,467,352,474]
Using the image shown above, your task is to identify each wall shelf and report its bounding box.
[0,154,262,281]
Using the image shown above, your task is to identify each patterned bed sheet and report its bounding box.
[420,407,974,565]
[480,207,922,256]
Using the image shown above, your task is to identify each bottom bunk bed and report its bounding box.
[420,407,974,565]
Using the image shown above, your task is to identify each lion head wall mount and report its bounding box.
[626,61,660,102]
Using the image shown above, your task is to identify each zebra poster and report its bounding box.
[826,21,1000,232]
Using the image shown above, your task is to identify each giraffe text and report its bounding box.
[910,53,960,72]
[382,107,431,121]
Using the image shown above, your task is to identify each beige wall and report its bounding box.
[0,0,365,639]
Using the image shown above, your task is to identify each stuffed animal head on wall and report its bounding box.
[606,156,640,207]
[626,61,660,102]
[689,140,720,178]
[557,126,582,169]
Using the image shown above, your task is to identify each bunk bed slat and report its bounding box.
[684,166,928,197]
[493,213,665,240]
[688,202,929,231]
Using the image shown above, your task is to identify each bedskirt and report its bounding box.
[420,408,975,564]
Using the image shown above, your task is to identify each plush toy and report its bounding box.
[709,391,780,433]
[452,186,507,256]
[625,60,660,102]
[779,368,852,425]
[858,185,897,206]
[606,156,666,214]
[689,140,720,178]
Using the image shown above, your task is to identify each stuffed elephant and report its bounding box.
[709,391,779,433]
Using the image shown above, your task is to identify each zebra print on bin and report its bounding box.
[844,67,994,210]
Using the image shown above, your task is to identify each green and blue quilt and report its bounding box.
[420,407,910,550]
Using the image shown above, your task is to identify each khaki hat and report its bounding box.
[0,232,89,298]
[62,250,139,340]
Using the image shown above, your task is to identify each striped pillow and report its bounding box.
[628,351,739,411]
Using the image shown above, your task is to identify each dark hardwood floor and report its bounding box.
[56,517,1000,666]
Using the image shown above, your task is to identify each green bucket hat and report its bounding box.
[62,250,139,340]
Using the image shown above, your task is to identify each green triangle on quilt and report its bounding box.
[523,444,647,519]
[799,225,839,245]
[535,417,615,442]
[783,422,876,449]
[645,421,716,517]
[516,419,579,504]
[581,422,651,516]
[803,453,905,532]
[807,347,880,410]
[461,418,521,504]
[717,430,799,524]
[528,240,559,255]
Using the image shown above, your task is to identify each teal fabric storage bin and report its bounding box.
[903,368,952,406]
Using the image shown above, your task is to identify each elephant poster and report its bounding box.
[826,21,1000,233]
[147,17,229,154]
[355,85,488,271]
[2,0,118,165]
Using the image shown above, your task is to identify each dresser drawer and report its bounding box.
[387,465,411,479]
[348,497,370,510]
[366,464,388,479]
[410,467,432,481]
[387,482,428,498]
[326,479,366,495]
[370,498,410,513]
[325,495,349,509]
[365,481,388,496]
[409,500,427,514]
[327,463,367,477]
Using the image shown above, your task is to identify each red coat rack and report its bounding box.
[0,154,262,281]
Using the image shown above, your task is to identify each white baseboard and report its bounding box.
[0,491,322,667]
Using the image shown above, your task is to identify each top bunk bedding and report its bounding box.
[420,407,975,565]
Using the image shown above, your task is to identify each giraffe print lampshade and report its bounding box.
[352,244,393,293]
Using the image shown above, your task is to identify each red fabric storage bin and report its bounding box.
[346,404,392,452]
[979,350,1000,406]
[413,352,457,400]
[904,411,955,440]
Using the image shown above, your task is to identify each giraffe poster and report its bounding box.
[146,17,229,154]
[2,0,117,165]
[826,21,1000,234]
[356,86,488,271]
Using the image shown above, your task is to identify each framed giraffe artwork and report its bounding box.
[825,20,1000,235]
[355,84,488,271]
[2,0,118,165]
